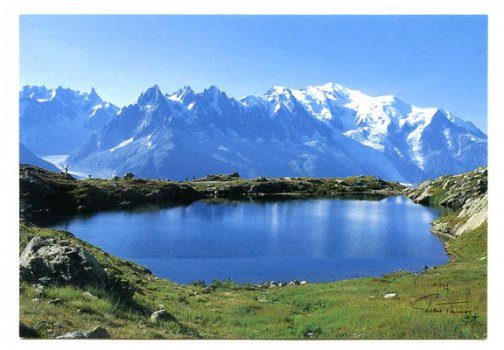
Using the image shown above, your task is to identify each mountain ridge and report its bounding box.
[20,82,487,184]
[20,85,119,154]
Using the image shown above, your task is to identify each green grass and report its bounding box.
[19,216,487,339]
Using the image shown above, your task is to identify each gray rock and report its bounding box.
[56,326,110,339]
[19,236,107,288]
[150,309,177,324]
[34,284,45,298]
[262,280,282,288]
[201,287,213,294]
[83,291,98,299]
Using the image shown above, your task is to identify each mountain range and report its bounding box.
[19,83,487,184]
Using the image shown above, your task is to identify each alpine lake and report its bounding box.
[46,196,448,285]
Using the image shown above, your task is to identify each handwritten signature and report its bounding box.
[411,292,471,314]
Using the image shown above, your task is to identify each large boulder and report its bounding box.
[20,236,107,288]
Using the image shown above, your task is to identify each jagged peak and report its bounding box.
[55,85,71,92]
[89,87,99,98]
[88,87,102,103]
[167,85,195,103]
[137,84,165,105]
[19,85,50,99]
[199,85,230,103]
[201,85,227,99]
[205,85,221,93]
[264,86,296,99]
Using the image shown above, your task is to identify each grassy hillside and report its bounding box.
[19,167,487,339]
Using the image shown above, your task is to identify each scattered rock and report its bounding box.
[194,172,240,182]
[56,326,110,339]
[83,291,98,299]
[256,296,268,303]
[258,280,307,288]
[37,276,53,285]
[150,309,177,324]
[34,284,45,298]
[256,176,269,182]
[77,307,97,315]
[384,293,397,299]
[260,281,280,288]
[201,287,213,294]
[48,298,62,305]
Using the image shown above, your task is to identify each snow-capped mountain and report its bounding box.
[62,82,486,184]
[20,85,118,155]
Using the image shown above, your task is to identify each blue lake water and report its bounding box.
[50,196,448,284]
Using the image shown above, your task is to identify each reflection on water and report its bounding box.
[48,196,448,284]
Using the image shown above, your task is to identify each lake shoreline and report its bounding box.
[20,164,404,222]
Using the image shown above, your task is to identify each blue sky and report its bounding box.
[20,15,487,131]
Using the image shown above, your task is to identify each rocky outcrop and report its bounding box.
[195,175,404,199]
[20,165,203,219]
[20,165,405,221]
[406,166,487,237]
[432,193,488,237]
[20,236,108,287]
[406,166,487,210]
